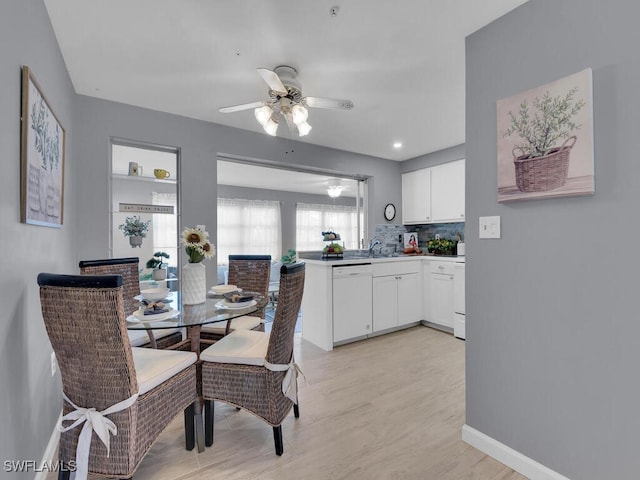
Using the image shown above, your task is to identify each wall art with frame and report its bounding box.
[21,65,66,227]
[497,68,594,203]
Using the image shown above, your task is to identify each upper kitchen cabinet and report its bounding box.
[402,159,465,224]
[402,168,431,223]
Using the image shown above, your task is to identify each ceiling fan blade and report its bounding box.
[257,68,287,95]
[303,96,354,110]
[219,101,266,113]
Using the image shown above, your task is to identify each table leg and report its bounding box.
[145,329,158,349]
[187,324,206,453]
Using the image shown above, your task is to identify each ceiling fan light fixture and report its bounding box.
[254,105,273,125]
[297,120,312,137]
[327,179,343,198]
[291,104,308,124]
[263,115,279,136]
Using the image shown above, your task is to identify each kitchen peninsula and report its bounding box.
[300,253,465,351]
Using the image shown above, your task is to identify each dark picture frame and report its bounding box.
[21,65,66,227]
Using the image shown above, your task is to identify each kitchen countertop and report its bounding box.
[299,252,465,265]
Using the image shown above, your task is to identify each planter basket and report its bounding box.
[513,136,576,192]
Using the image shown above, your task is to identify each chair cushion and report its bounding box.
[128,325,182,347]
[131,347,197,394]
[200,329,269,366]
[200,316,263,335]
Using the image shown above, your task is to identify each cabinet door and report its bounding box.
[397,272,422,326]
[402,168,431,224]
[430,273,454,328]
[430,159,465,223]
[372,275,398,332]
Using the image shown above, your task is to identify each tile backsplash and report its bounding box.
[373,222,465,255]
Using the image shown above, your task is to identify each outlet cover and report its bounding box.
[479,216,501,239]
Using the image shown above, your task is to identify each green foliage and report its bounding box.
[146,251,170,270]
[281,249,297,265]
[118,215,150,238]
[427,238,458,255]
[504,87,585,158]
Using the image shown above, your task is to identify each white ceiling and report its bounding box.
[44,0,528,162]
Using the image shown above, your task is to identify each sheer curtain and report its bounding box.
[217,198,282,265]
[152,192,178,267]
[296,202,362,251]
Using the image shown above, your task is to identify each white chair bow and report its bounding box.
[59,391,139,480]
[264,356,305,403]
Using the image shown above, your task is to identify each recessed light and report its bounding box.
[393,142,402,149]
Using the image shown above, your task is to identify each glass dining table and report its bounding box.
[126,290,268,452]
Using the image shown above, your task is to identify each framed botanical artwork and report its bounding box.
[21,65,66,227]
[497,68,594,202]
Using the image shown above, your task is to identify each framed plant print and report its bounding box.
[497,68,594,202]
[21,65,66,227]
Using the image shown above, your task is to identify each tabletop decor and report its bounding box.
[497,68,594,202]
[21,66,66,227]
[182,226,216,305]
[146,251,170,280]
[118,215,151,248]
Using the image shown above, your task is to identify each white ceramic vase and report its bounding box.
[182,262,206,305]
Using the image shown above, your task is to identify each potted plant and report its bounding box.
[503,87,585,192]
[118,215,151,248]
[146,251,170,280]
[426,238,458,256]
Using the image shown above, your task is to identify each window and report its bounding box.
[152,192,178,268]
[296,202,363,251]
[217,198,282,264]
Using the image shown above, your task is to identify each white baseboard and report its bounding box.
[34,412,61,480]
[462,424,570,480]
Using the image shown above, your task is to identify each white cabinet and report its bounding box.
[401,159,465,224]
[427,261,455,329]
[372,261,422,333]
[402,168,431,224]
[431,159,465,223]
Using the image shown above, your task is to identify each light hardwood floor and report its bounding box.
[50,326,526,480]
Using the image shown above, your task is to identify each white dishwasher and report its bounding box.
[332,264,373,344]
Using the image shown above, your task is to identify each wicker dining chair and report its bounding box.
[200,255,271,343]
[200,262,305,455]
[38,273,198,480]
[79,257,183,349]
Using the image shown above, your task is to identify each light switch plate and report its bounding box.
[479,216,501,239]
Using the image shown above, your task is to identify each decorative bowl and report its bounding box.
[140,287,170,301]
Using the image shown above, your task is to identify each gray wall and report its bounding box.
[0,0,78,475]
[466,1,639,478]
[401,143,465,173]
[74,94,403,283]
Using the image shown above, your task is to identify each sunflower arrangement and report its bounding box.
[182,227,216,263]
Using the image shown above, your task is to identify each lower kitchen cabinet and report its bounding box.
[425,260,455,329]
[372,261,422,333]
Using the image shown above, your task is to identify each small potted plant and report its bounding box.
[146,251,170,280]
[426,238,458,256]
[118,215,151,248]
[503,87,585,192]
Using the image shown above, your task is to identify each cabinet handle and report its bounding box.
[438,265,444,270]
[450,276,454,280]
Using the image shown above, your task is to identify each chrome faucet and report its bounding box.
[368,239,381,257]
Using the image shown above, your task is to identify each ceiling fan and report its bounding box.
[219,65,354,137]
